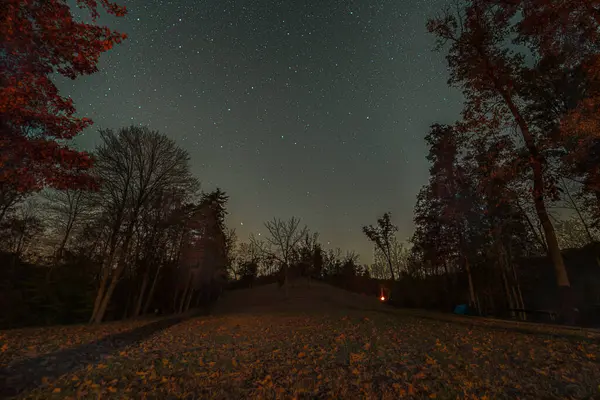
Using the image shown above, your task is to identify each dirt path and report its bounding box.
[2,281,600,399]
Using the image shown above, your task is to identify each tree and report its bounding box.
[224,228,238,279]
[363,212,398,281]
[322,247,343,277]
[0,182,26,224]
[0,198,43,258]
[1,0,127,192]
[131,189,188,317]
[263,217,308,296]
[412,124,483,311]
[41,188,90,260]
[373,237,410,280]
[239,262,258,288]
[428,2,575,322]
[91,126,197,324]
[295,231,321,283]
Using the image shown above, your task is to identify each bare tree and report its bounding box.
[91,126,198,324]
[41,188,90,260]
[1,198,43,258]
[248,234,276,275]
[263,217,307,296]
[363,212,398,281]
[372,236,410,279]
[0,182,25,224]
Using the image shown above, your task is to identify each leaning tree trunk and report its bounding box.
[501,265,515,318]
[142,264,163,315]
[184,288,195,313]
[93,220,137,324]
[90,232,120,323]
[90,267,110,323]
[499,85,574,324]
[93,267,122,324]
[474,37,573,322]
[133,271,149,318]
[179,270,193,314]
[532,174,574,323]
[506,240,527,321]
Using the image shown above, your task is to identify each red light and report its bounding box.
[380,296,385,301]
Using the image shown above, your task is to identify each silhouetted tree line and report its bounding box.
[227,0,600,327]
[0,127,230,328]
[225,216,373,293]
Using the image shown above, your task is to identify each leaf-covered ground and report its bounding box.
[2,281,599,399]
[0,318,160,366]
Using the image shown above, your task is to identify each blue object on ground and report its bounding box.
[454,304,468,315]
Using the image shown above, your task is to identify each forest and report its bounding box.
[2,0,600,330]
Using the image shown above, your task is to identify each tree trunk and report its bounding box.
[464,255,478,314]
[179,270,192,314]
[142,264,162,315]
[385,248,396,281]
[501,266,515,318]
[473,36,571,318]
[94,271,120,324]
[92,221,137,324]
[90,232,121,323]
[532,180,574,322]
[90,267,110,323]
[506,242,527,321]
[497,80,573,323]
[122,288,133,320]
[510,286,524,321]
[184,288,195,313]
[55,218,75,262]
[133,271,149,318]
[172,290,179,314]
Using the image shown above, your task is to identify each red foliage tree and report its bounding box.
[428,2,578,323]
[486,0,600,224]
[0,0,127,191]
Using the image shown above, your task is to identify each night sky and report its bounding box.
[60,0,463,262]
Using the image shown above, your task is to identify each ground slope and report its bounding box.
[1,280,599,399]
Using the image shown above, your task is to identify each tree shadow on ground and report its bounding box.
[0,311,207,399]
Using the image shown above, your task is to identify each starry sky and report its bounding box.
[59,0,463,262]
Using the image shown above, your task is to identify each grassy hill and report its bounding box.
[1,280,599,399]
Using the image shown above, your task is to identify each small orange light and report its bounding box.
[380,296,385,301]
